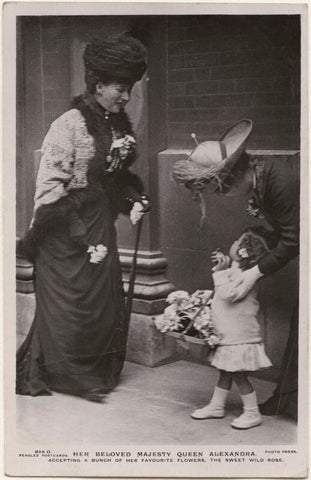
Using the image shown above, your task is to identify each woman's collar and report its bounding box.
[81,92,113,120]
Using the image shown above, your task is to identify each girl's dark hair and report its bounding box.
[237,226,278,271]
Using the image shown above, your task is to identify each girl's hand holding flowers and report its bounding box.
[211,249,231,272]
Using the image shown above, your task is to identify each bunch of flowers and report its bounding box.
[155,289,220,348]
[107,134,136,172]
[110,134,136,159]
[246,196,265,219]
[87,244,108,264]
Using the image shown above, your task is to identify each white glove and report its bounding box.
[232,265,263,298]
[130,202,145,225]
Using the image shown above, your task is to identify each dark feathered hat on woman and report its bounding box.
[83,33,147,93]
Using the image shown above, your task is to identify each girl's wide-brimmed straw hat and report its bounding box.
[172,119,253,193]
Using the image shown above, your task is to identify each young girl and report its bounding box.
[191,227,275,429]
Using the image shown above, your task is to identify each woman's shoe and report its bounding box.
[82,388,107,403]
[259,394,282,415]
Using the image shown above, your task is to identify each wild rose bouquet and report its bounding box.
[111,134,136,159]
[155,289,220,347]
[87,244,108,264]
[107,134,136,172]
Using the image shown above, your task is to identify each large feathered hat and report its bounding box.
[172,119,253,226]
[83,33,147,90]
[172,119,253,194]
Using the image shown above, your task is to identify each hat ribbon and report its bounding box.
[219,141,227,161]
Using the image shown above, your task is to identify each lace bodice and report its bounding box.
[34,109,96,211]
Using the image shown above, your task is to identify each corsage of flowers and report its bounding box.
[87,244,108,264]
[246,197,265,219]
[106,134,136,172]
[154,289,220,347]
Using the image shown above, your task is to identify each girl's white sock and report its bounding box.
[231,390,262,429]
[191,386,229,419]
[240,390,259,411]
[211,386,230,407]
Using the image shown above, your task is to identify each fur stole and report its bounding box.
[19,93,144,261]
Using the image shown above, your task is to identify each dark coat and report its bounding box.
[257,153,300,275]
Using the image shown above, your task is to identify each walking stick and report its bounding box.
[126,216,143,322]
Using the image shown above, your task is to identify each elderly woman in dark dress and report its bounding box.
[17,34,149,402]
[172,119,299,420]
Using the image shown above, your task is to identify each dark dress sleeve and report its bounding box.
[258,155,300,275]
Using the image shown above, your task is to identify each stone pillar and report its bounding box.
[116,18,176,366]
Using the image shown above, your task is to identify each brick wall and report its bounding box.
[167,15,300,149]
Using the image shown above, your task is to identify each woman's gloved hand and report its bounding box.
[69,212,88,245]
[139,194,151,212]
[232,264,263,295]
[129,194,151,225]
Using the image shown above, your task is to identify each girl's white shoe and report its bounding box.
[231,409,262,429]
[191,386,229,419]
[191,404,225,419]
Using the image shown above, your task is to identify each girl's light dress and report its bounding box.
[209,262,272,372]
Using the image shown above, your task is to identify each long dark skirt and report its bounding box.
[16,197,129,397]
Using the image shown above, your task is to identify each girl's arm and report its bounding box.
[213,269,249,302]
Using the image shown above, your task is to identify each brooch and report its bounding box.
[106,133,136,172]
[247,196,265,219]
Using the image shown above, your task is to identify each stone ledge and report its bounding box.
[159,148,300,157]
[126,313,178,367]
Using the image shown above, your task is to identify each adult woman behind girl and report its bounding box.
[16,34,149,402]
[172,119,299,419]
